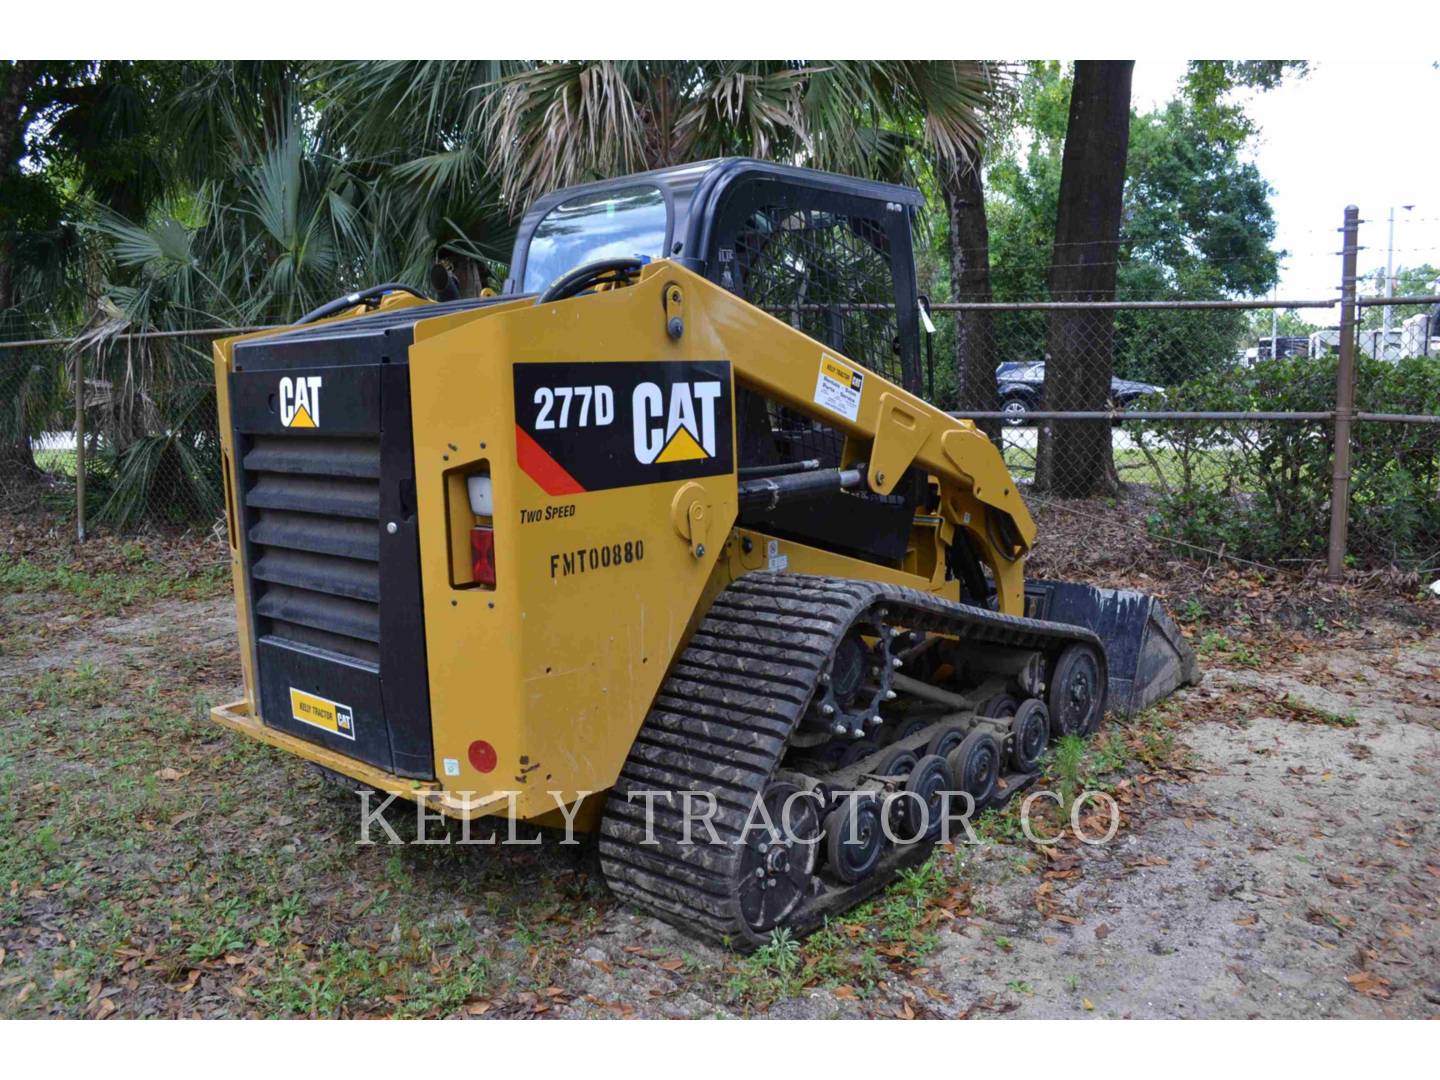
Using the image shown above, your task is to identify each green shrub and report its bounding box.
[1136,353,1440,570]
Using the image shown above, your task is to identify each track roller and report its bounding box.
[824,795,886,884]
[902,754,952,841]
[838,738,880,767]
[1008,698,1050,773]
[925,723,967,760]
[882,715,930,747]
[875,746,919,781]
[1048,643,1105,737]
[979,692,1020,719]
[946,729,1001,810]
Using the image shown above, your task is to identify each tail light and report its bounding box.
[471,525,496,588]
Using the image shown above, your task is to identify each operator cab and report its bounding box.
[506,158,926,395]
[506,158,932,564]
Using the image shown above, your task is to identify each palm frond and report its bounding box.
[484,61,649,205]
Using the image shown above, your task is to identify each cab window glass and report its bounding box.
[522,186,667,293]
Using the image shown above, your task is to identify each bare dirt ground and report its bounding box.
[2,521,1438,1018]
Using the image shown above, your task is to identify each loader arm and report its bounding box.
[663,264,1035,614]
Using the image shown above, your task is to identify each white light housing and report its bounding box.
[467,474,493,517]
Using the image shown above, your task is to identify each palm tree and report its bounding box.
[478,61,1004,204]
[314,61,517,291]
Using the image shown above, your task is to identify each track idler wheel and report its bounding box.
[1008,699,1050,773]
[737,781,820,933]
[824,795,886,884]
[902,753,952,841]
[946,730,1001,811]
[1048,643,1105,737]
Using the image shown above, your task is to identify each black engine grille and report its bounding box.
[244,436,383,667]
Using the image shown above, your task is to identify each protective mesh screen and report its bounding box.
[728,206,903,385]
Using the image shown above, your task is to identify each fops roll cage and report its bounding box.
[504,158,928,395]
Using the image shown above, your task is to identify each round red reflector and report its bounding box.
[467,740,497,774]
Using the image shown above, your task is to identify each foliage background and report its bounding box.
[3,60,1434,570]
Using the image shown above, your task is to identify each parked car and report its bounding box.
[995,361,1165,426]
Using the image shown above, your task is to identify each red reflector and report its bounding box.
[468,740,497,774]
[470,525,496,587]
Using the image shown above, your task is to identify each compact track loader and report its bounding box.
[212,159,1195,946]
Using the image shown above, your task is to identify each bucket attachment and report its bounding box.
[1024,580,1199,718]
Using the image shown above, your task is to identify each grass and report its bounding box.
[32,449,78,477]
[1001,439,1244,492]
[1196,631,1262,668]
[1276,695,1358,729]
[0,550,228,618]
[726,848,970,1012]
[0,640,615,1018]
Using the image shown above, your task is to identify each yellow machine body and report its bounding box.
[211,263,1033,823]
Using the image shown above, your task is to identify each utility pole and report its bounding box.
[1382,204,1416,355]
[1270,286,1278,357]
[1327,206,1360,582]
[1382,207,1395,345]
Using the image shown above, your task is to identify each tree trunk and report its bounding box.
[1034,61,1133,497]
[455,257,490,297]
[0,236,40,487]
[1,61,38,319]
[1,63,42,486]
[0,61,38,168]
[940,151,1000,445]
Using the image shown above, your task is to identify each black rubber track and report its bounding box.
[597,572,1105,948]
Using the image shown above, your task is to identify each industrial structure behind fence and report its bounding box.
[3,206,1438,579]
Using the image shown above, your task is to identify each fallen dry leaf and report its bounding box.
[1345,971,1392,998]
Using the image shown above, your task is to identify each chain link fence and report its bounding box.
[3,206,1438,578]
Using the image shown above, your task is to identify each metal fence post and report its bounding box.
[1327,206,1360,581]
[74,344,87,544]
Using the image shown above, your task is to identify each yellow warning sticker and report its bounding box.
[814,352,864,422]
[288,687,355,740]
